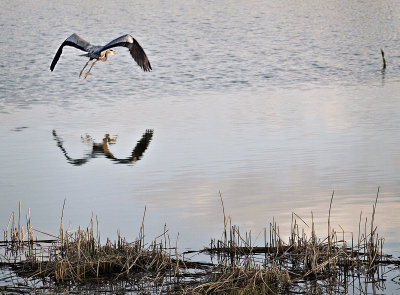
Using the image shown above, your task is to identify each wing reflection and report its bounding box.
[52,130,153,166]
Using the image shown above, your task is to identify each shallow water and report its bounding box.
[1,0,400,263]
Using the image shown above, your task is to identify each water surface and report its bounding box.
[1,0,400,258]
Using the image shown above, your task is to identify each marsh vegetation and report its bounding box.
[1,193,399,294]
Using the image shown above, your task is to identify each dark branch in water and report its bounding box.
[381,49,386,70]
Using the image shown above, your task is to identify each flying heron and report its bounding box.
[50,33,152,79]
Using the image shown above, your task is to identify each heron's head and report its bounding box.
[106,49,116,56]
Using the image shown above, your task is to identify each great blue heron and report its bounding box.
[50,33,152,78]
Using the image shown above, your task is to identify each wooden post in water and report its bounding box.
[381,49,386,70]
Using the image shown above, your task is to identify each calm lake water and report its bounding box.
[1,0,400,260]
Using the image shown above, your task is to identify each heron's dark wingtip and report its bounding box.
[143,62,152,72]
[50,54,59,72]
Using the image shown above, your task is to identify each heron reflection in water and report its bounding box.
[52,130,153,166]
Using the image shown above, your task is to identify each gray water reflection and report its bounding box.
[52,129,153,165]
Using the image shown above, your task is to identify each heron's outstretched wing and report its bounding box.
[111,129,153,164]
[100,34,152,72]
[52,130,91,166]
[50,34,92,71]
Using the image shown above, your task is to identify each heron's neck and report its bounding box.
[100,50,110,62]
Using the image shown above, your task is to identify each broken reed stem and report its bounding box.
[60,199,66,246]
[18,201,21,242]
[219,191,227,244]
[328,190,334,253]
[369,187,380,266]
[358,210,362,261]
[139,206,147,248]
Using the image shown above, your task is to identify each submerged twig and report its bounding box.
[381,49,386,70]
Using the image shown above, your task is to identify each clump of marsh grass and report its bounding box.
[3,201,34,246]
[29,221,172,283]
[1,203,199,294]
[197,190,396,294]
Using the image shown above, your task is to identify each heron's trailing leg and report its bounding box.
[84,59,99,79]
[79,59,92,78]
